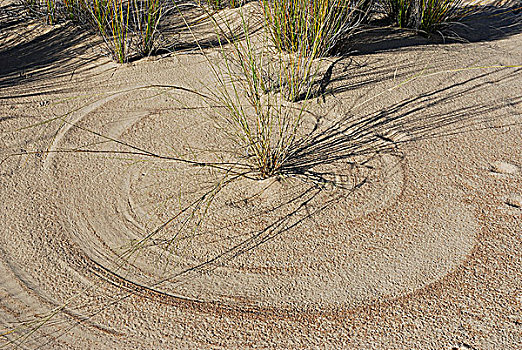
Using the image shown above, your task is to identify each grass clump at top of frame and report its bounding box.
[381,0,472,33]
[19,0,166,62]
[258,0,373,101]
[260,0,372,59]
[185,4,314,178]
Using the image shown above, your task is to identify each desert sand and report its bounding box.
[0,1,521,349]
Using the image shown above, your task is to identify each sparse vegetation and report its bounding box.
[201,0,244,9]
[381,0,469,32]
[4,0,522,348]
[260,0,372,58]
[20,0,167,62]
[192,6,310,178]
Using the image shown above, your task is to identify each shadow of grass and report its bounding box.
[0,13,100,92]
[1,19,521,345]
[337,4,522,55]
[44,67,522,283]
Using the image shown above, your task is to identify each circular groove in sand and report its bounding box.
[38,91,479,312]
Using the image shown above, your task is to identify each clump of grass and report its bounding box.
[197,1,361,172]
[420,0,466,32]
[132,0,163,56]
[201,0,245,10]
[260,0,372,58]
[19,0,168,62]
[184,4,310,178]
[381,0,468,32]
[257,0,372,101]
[90,0,130,62]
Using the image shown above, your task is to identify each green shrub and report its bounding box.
[19,0,166,62]
[260,0,372,58]
[382,0,466,32]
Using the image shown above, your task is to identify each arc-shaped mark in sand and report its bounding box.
[42,85,152,234]
[43,85,149,172]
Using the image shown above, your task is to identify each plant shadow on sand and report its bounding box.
[26,65,518,319]
[4,64,519,349]
[0,1,520,289]
[0,1,249,97]
[138,65,521,272]
[0,66,513,350]
[1,3,521,347]
[0,3,101,93]
[340,4,522,55]
[308,4,522,98]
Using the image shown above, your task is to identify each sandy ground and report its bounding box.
[1,1,521,349]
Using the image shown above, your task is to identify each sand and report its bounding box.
[1,1,521,349]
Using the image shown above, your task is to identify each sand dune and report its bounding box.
[1,1,521,348]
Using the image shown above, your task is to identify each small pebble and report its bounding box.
[490,161,519,175]
[506,194,522,208]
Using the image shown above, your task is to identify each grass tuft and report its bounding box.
[203,7,307,178]
[201,0,245,10]
[258,0,372,101]
[19,0,168,62]
[260,0,372,58]
[381,0,470,32]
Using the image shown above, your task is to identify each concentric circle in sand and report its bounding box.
[39,90,478,312]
